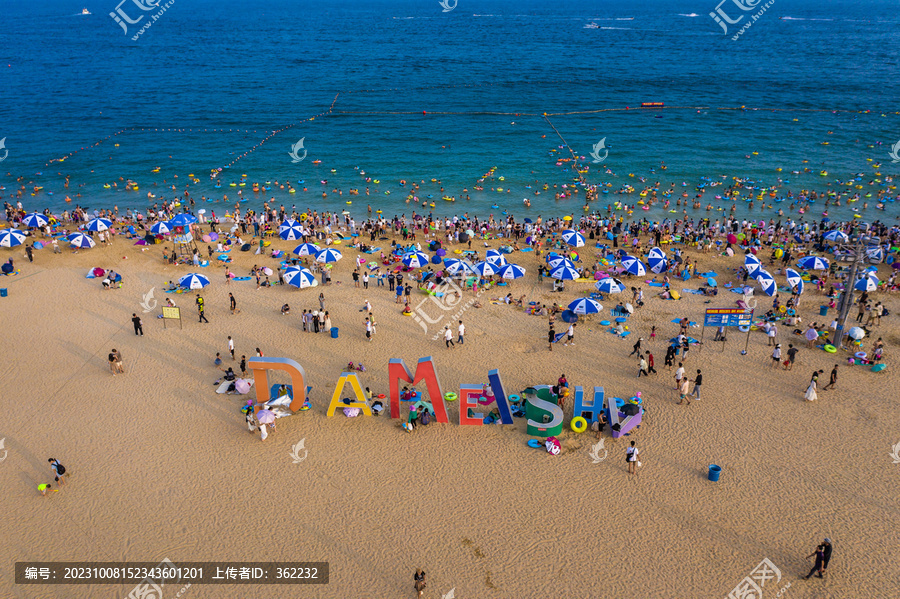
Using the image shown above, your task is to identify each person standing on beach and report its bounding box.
[690,369,702,400]
[822,364,838,391]
[674,362,684,390]
[365,317,373,342]
[229,292,239,315]
[413,569,426,598]
[645,351,657,374]
[444,325,454,348]
[196,293,209,323]
[677,375,691,405]
[805,373,819,402]
[564,323,576,346]
[48,458,68,487]
[131,313,143,336]
[548,323,555,352]
[319,292,325,311]
[228,336,235,360]
[771,344,782,369]
[629,337,643,357]
[457,320,465,345]
[784,344,798,371]
[821,538,833,578]
[626,441,639,474]
[664,345,675,370]
[240,355,247,377]
[804,544,826,579]
[638,354,649,377]
[767,323,778,346]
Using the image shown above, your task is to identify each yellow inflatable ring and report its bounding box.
[444,392,458,402]
[570,417,588,433]
[824,344,837,353]
[778,305,786,313]
[402,311,412,316]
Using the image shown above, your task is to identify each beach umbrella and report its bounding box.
[785,268,804,294]
[568,298,602,315]
[744,254,762,275]
[255,409,276,425]
[85,218,112,232]
[648,247,666,261]
[67,232,95,248]
[292,242,319,256]
[595,277,625,294]
[621,403,640,416]
[561,229,586,247]
[621,256,646,276]
[824,230,849,243]
[798,256,829,270]
[546,255,575,269]
[278,219,303,240]
[560,310,579,323]
[234,379,251,394]
[847,326,866,340]
[473,261,498,277]
[854,275,878,292]
[22,213,48,228]
[283,267,317,289]
[402,252,429,268]
[485,249,509,267]
[168,213,198,227]
[865,247,884,263]
[550,265,580,280]
[755,270,777,296]
[150,221,172,235]
[0,229,26,247]
[496,263,526,279]
[315,248,343,263]
[443,258,476,275]
[727,233,737,244]
[179,273,210,289]
[647,248,667,273]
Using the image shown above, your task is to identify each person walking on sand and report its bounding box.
[48,458,68,487]
[444,325,455,348]
[564,322,576,346]
[645,350,657,374]
[629,337,643,357]
[821,538,833,578]
[229,292,240,315]
[626,441,639,474]
[319,292,325,311]
[457,320,465,345]
[196,293,209,323]
[677,375,691,405]
[240,355,247,377]
[131,313,143,336]
[804,544,826,579]
[784,343,798,371]
[804,372,819,402]
[228,336,235,360]
[365,317,373,342]
[690,369,702,400]
[822,364,838,391]
[674,362,685,390]
[638,354,649,378]
[413,569,426,598]
[771,344,782,369]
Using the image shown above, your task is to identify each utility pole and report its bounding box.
[833,224,873,349]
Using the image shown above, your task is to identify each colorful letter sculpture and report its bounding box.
[486,369,514,424]
[524,385,563,437]
[608,394,642,439]
[327,372,372,417]
[247,357,307,413]
[571,386,605,423]
[388,357,449,423]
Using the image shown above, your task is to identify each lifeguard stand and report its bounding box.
[173,227,198,263]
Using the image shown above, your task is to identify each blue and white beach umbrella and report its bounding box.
[648,247,666,261]
[315,248,343,263]
[546,255,576,270]
[168,213,198,227]
[568,298,603,315]
[0,229,26,247]
[647,247,668,274]
[785,268,804,295]
[824,230,849,243]
[497,263,526,279]
[279,219,303,241]
[22,213,49,228]
[443,258,476,275]
[865,247,884,263]
[292,243,319,256]
[485,249,508,267]
[403,252,430,269]
[621,256,647,277]
[550,265,580,280]
[756,270,777,296]
[150,221,172,235]
[561,229,586,248]
[179,273,210,289]
[67,232,95,248]
[854,275,879,292]
[595,277,625,294]
[473,261,499,277]
[283,267,318,289]
[85,218,112,232]
[798,256,830,270]
[744,254,762,275]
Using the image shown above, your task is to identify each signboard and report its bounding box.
[162,306,182,329]
[704,307,752,327]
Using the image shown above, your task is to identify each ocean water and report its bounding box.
[2,0,900,222]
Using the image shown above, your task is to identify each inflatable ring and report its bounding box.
[444,392,458,402]
[855,352,866,359]
[508,394,520,404]
[402,311,412,316]
[738,325,750,333]
[570,417,588,433]
[824,344,837,353]
[778,305,786,313]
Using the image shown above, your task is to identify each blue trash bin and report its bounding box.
[0,288,6,297]
[330,327,338,339]
[708,464,722,482]
[819,305,828,316]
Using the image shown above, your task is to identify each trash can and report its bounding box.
[0,288,6,297]
[819,305,828,316]
[708,464,722,482]
[330,327,338,339]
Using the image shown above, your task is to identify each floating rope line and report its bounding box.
[543,114,586,186]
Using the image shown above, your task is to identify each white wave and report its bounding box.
[601,26,633,30]
[780,16,834,21]
[678,13,700,17]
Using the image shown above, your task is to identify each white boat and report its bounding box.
[584,22,599,29]
[81,8,90,15]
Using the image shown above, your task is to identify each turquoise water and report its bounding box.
[2,0,900,222]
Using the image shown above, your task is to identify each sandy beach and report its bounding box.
[0,223,898,599]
